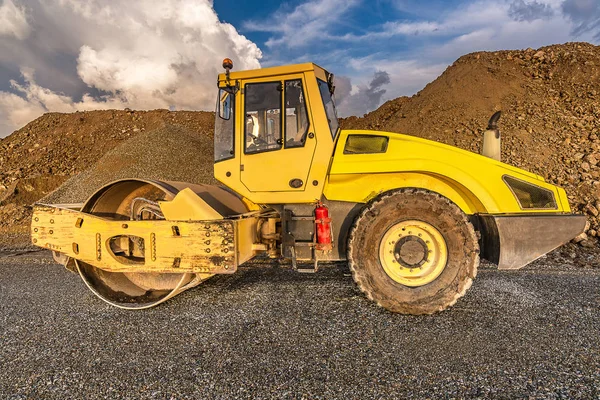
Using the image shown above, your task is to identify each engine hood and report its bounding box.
[325,130,571,214]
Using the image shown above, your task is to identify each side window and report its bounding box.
[244,82,282,154]
[344,135,389,154]
[214,88,235,162]
[284,80,309,148]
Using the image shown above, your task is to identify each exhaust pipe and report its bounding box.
[482,111,502,161]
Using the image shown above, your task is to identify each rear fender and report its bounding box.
[324,172,489,215]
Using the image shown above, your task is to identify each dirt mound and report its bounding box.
[0,109,214,187]
[342,42,600,244]
[1,175,68,206]
[44,124,217,204]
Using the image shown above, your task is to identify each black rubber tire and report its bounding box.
[348,188,479,315]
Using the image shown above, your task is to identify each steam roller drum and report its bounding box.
[75,179,247,309]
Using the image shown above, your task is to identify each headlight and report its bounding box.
[503,175,557,210]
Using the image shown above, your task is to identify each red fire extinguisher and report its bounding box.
[315,201,332,251]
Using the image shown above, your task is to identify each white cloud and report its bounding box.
[562,0,600,38]
[0,0,262,137]
[338,0,597,52]
[244,0,359,49]
[0,0,30,39]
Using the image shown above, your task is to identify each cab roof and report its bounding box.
[218,62,330,82]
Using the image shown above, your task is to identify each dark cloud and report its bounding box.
[333,75,352,105]
[508,0,554,22]
[336,71,390,117]
[561,0,600,39]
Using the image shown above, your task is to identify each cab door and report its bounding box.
[240,75,317,192]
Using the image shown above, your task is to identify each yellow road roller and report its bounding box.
[31,59,586,314]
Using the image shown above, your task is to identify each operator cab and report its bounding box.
[213,60,340,204]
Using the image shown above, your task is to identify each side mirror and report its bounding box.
[327,73,336,95]
[218,89,232,120]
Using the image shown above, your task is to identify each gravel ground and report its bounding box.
[0,252,598,399]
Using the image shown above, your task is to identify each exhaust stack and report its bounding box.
[482,111,502,161]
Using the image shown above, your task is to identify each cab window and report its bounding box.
[214,88,235,162]
[317,79,340,139]
[284,80,309,148]
[244,82,282,154]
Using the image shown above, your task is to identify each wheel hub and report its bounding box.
[379,220,448,287]
[395,236,429,268]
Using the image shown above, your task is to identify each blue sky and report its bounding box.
[214,0,470,68]
[218,0,600,115]
[0,0,599,137]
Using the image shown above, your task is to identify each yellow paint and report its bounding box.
[324,130,572,214]
[159,188,223,221]
[239,73,318,192]
[214,64,335,204]
[378,220,448,287]
[218,63,328,86]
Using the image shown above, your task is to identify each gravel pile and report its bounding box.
[0,109,214,186]
[43,124,217,204]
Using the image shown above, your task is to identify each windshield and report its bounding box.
[214,88,235,162]
[317,79,340,139]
